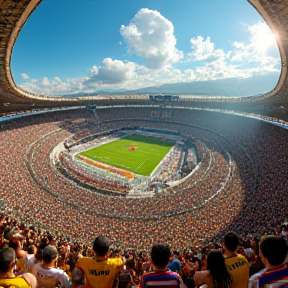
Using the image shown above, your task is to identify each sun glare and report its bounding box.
[250,22,277,52]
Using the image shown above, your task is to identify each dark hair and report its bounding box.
[35,239,49,261]
[173,250,180,256]
[192,257,202,271]
[206,251,232,288]
[151,243,171,268]
[0,248,15,273]
[27,245,36,255]
[93,236,110,256]
[224,232,239,252]
[42,245,58,264]
[260,236,288,266]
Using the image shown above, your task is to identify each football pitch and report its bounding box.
[76,135,175,176]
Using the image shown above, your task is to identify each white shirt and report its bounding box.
[32,263,71,288]
[26,254,37,273]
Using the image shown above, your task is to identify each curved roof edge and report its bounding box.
[0,0,288,113]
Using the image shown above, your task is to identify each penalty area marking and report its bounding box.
[136,159,147,170]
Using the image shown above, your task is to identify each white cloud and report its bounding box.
[20,76,89,96]
[19,63,197,95]
[19,22,280,96]
[21,73,29,80]
[42,77,50,86]
[233,41,245,49]
[90,66,98,75]
[120,8,183,69]
[194,59,245,81]
[84,58,136,87]
[228,22,279,68]
[185,22,280,81]
[187,36,225,62]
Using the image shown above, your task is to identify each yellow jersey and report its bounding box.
[0,276,31,288]
[225,254,249,288]
[77,257,123,288]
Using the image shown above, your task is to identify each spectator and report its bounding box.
[0,248,37,288]
[118,267,134,288]
[249,236,288,288]
[71,267,85,288]
[76,235,123,288]
[186,257,202,288]
[249,254,265,277]
[32,245,71,288]
[139,243,186,288]
[168,251,182,273]
[223,232,249,288]
[194,250,232,288]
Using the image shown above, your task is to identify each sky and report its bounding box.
[12,0,281,96]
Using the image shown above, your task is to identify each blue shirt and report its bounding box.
[168,259,182,272]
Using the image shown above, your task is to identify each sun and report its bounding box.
[250,22,277,52]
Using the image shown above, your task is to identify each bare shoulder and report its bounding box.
[194,270,209,282]
[22,272,38,288]
[194,270,214,287]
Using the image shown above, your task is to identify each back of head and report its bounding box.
[192,257,202,271]
[207,250,232,288]
[42,245,58,264]
[260,236,288,266]
[72,268,84,286]
[151,243,171,269]
[35,238,49,261]
[0,248,15,273]
[224,232,239,252]
[93,236,110,257]
[207,250,226,272]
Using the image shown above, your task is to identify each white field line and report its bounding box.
[136,159,147,170]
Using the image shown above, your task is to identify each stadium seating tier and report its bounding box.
[1,107,288,248]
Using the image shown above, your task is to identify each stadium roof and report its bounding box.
[0,0,288,114]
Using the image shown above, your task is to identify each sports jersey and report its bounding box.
[139,270,185,288]
[76,257,123,288]
[225,254,249,288]
[0,276,32,288]
[32,263,71,288]
[249,265,288,288]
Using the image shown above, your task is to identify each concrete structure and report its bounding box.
[0,0,288,116]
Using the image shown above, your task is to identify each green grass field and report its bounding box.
[76,134,175,176]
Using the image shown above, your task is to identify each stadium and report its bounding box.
[1,0,288,286]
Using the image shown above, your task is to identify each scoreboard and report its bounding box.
[149,94,179,102]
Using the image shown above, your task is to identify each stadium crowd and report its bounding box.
[0,107,288,286]
[0,215,288,288]
[0,109,287,247]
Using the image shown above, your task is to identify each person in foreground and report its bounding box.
[194,250,232,288]
[139,243,186,288]
[0,248,37,288]
[223,232,249,288]
[76,235,124,288]
[32,245,71,288]
[249,235,288,288]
